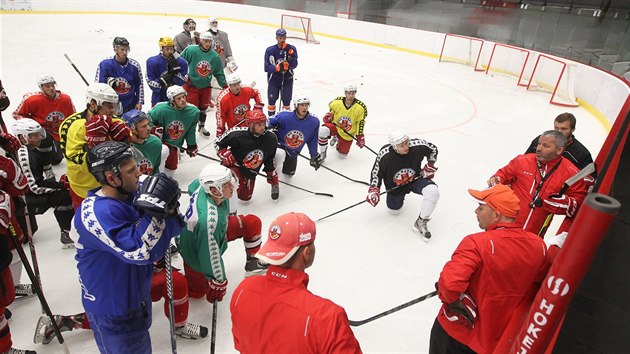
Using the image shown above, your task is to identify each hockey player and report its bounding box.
[264,29,298,117]
[231,212,362,354]
[12,75,75,168]
[206,17,238,73]
[366,130,440,241]
[268,95,321,176]
[174,18,198,54]
[75,141,182,353]
[318,84,368,161]
[59,83,131,209]
[146,36,188,107]
[430,184,550,354]
[215,110,279,201]
[180,31,227,137]
[95,36,144,114]
[215,73,264,138]
[13,119,74,248]
[179,163,269,306]
[148,85,199,176]
[122,109,168,175]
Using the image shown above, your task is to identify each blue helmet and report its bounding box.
[276,28,287,37]
[122,109,148,129]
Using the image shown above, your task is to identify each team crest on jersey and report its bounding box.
[195,61,212,77]
[136,157,154,175]
[166,120,185,140]
[269,224,282,240]
[233,104,248,119]
[213,41,225,56]
[110,78,131,95]
[284,130,305,149]
[243,149,264,169]
[393,168,416,186]
[337,116,353,131]
[46,111,65,130]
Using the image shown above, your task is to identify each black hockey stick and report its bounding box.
[8,222,70,354]
[164,247,177,354]
[331,121,378,156]
[64,53,89,86]
[348,290,438,327]
[295,151,370,186]
[211,300,218,354]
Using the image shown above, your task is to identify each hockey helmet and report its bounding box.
[183,18,196,31]
[158,36,174,49]
[12,118,46,140]
[112,36,130,48]
[276,28,287,37]
[122,109,149,129]
[293,94,310,109]
[245,109,267,125]
[37,74,56,88]
[226,74,241,86]
[344,84,357,93]
[87,141,137,183]
[199,31,214,41]
[199,163,236,197]
[207,17,218,29]
[388,130,409,147]
[166,85,187,103]
[86,83,119,107]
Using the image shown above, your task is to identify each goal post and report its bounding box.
[438,34,485,71]
[486,43,531,87]
[281,14,320,44]
[527,54,579,107]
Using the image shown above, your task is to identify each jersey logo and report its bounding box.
[136,157,154,175]
[284,130,305,149]
[213,41,224,56]
[166,120,185,140]
[243,149,264,169]
[233,104,248,120]
[393,168,416,186]
[195,60,212,77]
[46,111,66,131]
[110,78,131,95]
[337,116,353,131]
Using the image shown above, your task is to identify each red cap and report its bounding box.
[468,184,520,218]
[256,212,316,265]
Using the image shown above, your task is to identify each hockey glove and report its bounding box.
[150,126,164,139]
[185,144,198,157]
[356,134,365,148]
[322,112,334,124]
[106,77,117,89]
[422,162,438,179]
[443,292,477,328]
[266,170,279,186]
[253,103,265,111]
[166,56,181,74]
[0,133,21,154]
[366,186,380,207]
[218,148,236,167]
[227,59,238,72]
[159,72,174,88]
[543,193,578,217]
[207,279,228,302]
[85,114,112,148]
[59,174,70,190]
[109,120,131,144]
[309,154,323,170]
[133,173,181,219]
[0,191,12,229]
[487,176,501,187]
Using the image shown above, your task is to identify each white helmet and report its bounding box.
[199,31,214,41]
[37,75,56,88]
[293,94,310,109]
[12,118,46,140]
[166,85,186,103]
[86,83,118,107]
[388,130,409,146]
[199,163,236,198]
[207,17,218,30]
[344,84,357,92]
[226,74,241,85]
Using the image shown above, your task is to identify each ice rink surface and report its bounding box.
[0,11,609,354]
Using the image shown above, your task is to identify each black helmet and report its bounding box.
[87,141,135,183]
[113,36,130,47]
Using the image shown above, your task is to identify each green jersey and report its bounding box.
[133,135,162,175]
[180,45,226,89]
[148,101,199,148]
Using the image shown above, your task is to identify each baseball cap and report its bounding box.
[184,18,196,25]
[468,184,520,218]
[256,212,316,265]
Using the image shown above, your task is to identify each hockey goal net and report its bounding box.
[439,34,485,71]
[486,43,531,86]
[281,14,320,44]
[526,54,579,107]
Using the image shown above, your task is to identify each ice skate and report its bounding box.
[34,313,82,344]
[271,184,279,201]
[197,124,211,137]
[60,231,75,249]
[4,308,11,320]
[245,253,269,277]
[174,322,208,339]
[329,136,338,147]
[4,347,36,354]
[14,283,35,299]
[320,150,327,164]
[412,217,432,241]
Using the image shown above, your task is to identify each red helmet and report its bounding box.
[246,110,267,125]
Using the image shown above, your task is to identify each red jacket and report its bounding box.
[492,153,587,236]
[437,222,551,354]
[230,266,362,354]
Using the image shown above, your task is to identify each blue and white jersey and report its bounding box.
[95,56,145,113]
[263,43,298,81]
[268,110,319,158]
[146,53,188,106]
[73,188,181,317]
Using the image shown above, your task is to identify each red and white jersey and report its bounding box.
[215,86,262,137]
[12,91,75,141]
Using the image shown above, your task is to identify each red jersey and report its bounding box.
[215,86,262,137]
[230,266,362,354]
[492,153,587,236]
[437,222,551,354]
[13,91,75,141]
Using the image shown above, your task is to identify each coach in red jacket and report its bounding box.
[230,212,362,354]
[429,184,551,354]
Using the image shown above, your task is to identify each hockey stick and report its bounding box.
[210,300,218,354]
[331,121,378,156]
[295,151,370,186]
[64,54,89,86]
[164,247,177,354]
[8,222,70,354]
[348,290,438,327]
[538,162,596,236]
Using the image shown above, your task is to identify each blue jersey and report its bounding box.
[95,56,145,113]
[74,188,181,317]
[268,111,319,158]
[146,53,188,106]
[264,43,298,82]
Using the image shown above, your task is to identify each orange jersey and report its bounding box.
[13,91,75,141]
[215,86,262,136]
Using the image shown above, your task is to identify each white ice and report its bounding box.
[0,11,609,354]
